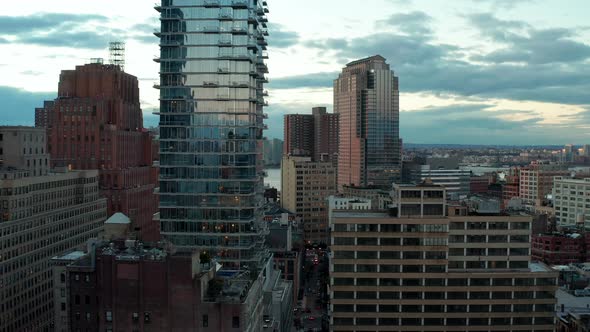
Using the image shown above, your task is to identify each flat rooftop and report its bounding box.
[333,211,389,219]
[557,289,590,311]
[529,262,554,273]
[53,251,86,261]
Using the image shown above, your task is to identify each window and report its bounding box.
[232,316,240,328]
[61,302,66,311]
[203,314,208,327]
[132,312,139,323]
[106,311,113,322]
[144,312,151,323]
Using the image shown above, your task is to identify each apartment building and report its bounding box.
[329,183,558,332]
[281,156,337,244]
[283,107,339,162]
[553,177,590,229]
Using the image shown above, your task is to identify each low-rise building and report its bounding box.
[58,238,291,332]
[532,233,586,265]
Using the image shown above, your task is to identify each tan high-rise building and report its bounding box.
[334,55,401,190]
[519,161,570,205]
[0,127,107,331]
[329,183,558,331]
[281,155,337,244]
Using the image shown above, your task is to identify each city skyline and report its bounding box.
[1,0,590,144]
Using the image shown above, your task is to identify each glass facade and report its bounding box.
[156,0,269,269]
[335,55,401,190]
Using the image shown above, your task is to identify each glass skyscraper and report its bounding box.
[155,0,269,269]
[334,55,401,190]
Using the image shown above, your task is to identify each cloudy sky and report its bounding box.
[1,0,589,145]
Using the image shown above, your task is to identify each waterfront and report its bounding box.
[265,168,281,189]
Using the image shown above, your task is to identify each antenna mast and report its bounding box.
[109,41,126,71]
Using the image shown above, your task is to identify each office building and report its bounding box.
[563,144,576,163]
[0,132,107,331]
[553,177,590,228]
[328,195,372,228]
[334,55,401,189]
[341,185,392,210]
[329,183,558,331]
[38,63,159,241]
[283,107,339,162]
[520,162,570,205]
[406,164,471,198]
[0,126,50,177]
[281,156,337,244]
[155,0,270,269]
[264,137,283,166]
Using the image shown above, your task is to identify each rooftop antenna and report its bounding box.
[109,41,126,71]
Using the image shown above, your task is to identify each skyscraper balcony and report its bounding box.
[219,13,233,20]
[204,0,220,7]
[231,0,249,8]
[231,27,248,34]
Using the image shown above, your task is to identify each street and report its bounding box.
[293,248,329,332]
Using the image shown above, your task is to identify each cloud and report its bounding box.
[269,72,338,90]
[0,86,55,126]
[267,24,300,48]
[19,31,115,49]
[399,104,580,145]
[0,13,108,34]
[274,13,590,105]
[0,12,155,49]
[470,0,536,9]
[377,11,433,36]
[468,14,590,64]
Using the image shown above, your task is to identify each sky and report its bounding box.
[0,0,589,145]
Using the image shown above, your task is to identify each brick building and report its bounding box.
[37,63,159,241]
[470,175,491,195]
[58,239,292,332]
[520,162,570,205]
[532,233,586,265]
[283,107,339,162]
